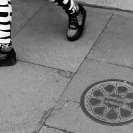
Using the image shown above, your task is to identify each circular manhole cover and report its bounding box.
[80,79,133,126]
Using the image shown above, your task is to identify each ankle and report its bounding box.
[0,43,13,52]
[67,3,79,15]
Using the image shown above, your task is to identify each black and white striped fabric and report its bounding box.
[49,0,77,14]
[0,0,12,46]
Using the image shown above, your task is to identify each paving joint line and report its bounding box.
[88,58,133,70]
[86,13,114,58]
[17,59,75,75]
[12,4,46,38]
[42,124,75,133]
[77,1,133,14]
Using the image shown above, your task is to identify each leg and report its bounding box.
[49,0,78,14]
[0,0,12,50]
[0,0,16,66]
[49,0,87,41]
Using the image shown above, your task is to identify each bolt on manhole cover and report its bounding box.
[80,79,133,126]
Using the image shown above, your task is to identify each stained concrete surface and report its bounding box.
[44,60,133,133]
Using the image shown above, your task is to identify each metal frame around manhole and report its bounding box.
[80,79,133,126]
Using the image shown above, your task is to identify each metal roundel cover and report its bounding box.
[80,79,133,126]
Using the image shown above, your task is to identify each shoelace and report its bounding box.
[69,14,78,29]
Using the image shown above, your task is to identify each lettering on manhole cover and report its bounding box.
[80,79,133,126]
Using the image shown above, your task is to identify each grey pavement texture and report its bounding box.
[1,0,133,133]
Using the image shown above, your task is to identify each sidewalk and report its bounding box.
[1,0,133,133]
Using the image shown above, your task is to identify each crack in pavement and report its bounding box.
[33,107,54,133]
[38,100,80,132]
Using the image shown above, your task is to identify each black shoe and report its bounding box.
[67,3,87,41]
[0,47,17,67]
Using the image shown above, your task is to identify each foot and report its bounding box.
[0,45,17,67]
[67,3,87,41]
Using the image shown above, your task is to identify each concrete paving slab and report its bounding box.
[44,59,133,133]
[0,61,72,133]
[12,3,112,72]
[12,0,45,36]
[87,14,133,67]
